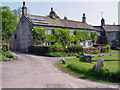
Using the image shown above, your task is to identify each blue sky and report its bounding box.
[1,1,118,25]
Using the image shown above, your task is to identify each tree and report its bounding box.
[12,7,22,21]
[64,16,67,20]
[1,6,18,42]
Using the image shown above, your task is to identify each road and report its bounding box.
[2,53,118,88]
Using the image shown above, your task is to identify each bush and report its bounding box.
[2,43,9,52]
[1,51,18,60]
[29,45,51,55]
[50,42,64,52]
[29,45,83,56]
[79,56,86,62]
[105,45,111,50]
[67,45,83,53]
[45,52,82,57]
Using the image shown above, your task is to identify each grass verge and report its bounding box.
[0,51,18,61]
[57,54,120,84]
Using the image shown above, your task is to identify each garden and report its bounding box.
[57,54,120,84]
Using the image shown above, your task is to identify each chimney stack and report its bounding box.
[22,1,27,16]
[49,7,56,19]
[82,13,86,23]
[101,18,105,26]
[23,1,25,6]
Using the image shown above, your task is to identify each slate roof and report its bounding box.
[26,14,96,30]
[103,25,120,31]
[93,26,102,31]
[93,25,120,32]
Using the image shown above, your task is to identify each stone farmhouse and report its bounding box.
[94,18,120,47]
[9,2,100,52]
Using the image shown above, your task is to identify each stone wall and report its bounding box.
[9,15,33,52]
[106,31,117,45]
[9,16,96,52]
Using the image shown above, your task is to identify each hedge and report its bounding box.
[29,45,83,55]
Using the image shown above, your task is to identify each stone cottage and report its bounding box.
[94,18,120,46]
[9,2,98,52]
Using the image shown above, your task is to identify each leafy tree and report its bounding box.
[12,7,22,20]
[1,6,18,43]
[55,15,60,18]
[64,16,67,20]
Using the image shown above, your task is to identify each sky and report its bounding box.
[1,0,119,26]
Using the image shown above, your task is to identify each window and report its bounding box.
[15,34,17,39]
[70,30,74,35]
[51,30,53,34]
[88,31,91,35]
[83,41,85,47]
[98,32,101,36]
[46,30,53,34]
[88,41,92,46]
[112,32,116,38]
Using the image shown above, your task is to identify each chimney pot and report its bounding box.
[23,1,25,6]
[22,1,27,16]
[51,7,53,11]
[82,13,86,23]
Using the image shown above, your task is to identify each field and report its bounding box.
[57,54,120,83]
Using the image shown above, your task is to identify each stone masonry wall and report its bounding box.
[9,16,33,52]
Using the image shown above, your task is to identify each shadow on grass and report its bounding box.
[78,74,120,84]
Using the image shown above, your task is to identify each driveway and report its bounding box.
[2,53,118,88]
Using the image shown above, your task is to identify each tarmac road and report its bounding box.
[2,53,118,88]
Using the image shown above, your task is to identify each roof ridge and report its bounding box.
[27,14,84,23]
[27,14,96,30]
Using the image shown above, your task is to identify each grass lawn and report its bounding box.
[57,54,120,84]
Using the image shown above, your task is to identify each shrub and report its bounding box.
[2,43,9,52]
[79,56,86,62]
[67,45,83,53]
[29,45,83,56]
[2,51,18,60]
[50,42,64,52]
[105,45,111,50]
[45,52,82,57]
[29,45,51,55]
